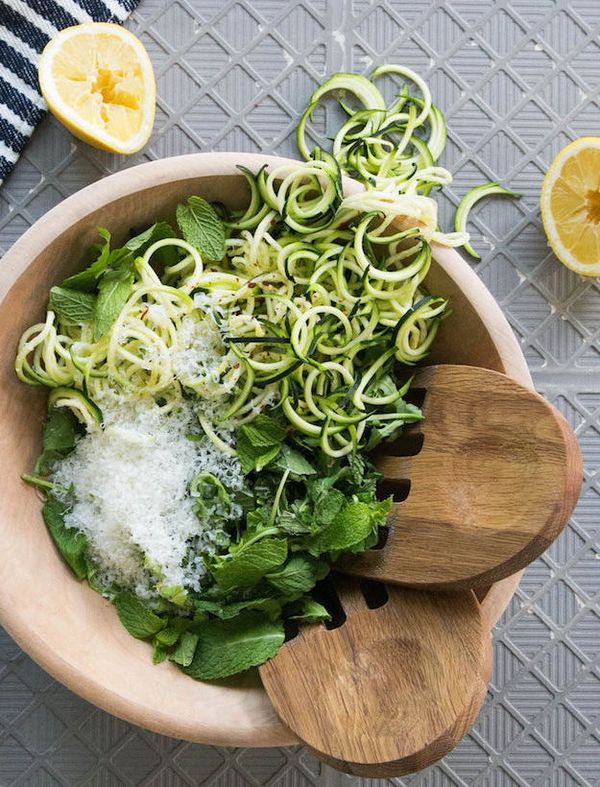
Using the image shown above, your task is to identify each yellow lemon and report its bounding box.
[540,137,600,277]
[39,23,156,155]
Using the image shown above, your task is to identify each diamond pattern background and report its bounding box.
[1,0,599,784]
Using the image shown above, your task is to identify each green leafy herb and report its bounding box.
[364,396,423,451]
[155,617,190,646]
[272,444,316,477]
[94,270,134,340]
[176,197,226,261]
[182,612,285,680]
[309,499,391,555]
[170,632,199,667]
[61,227,112,291]
[211,537,288,591]
[289,598,331,624]
[266,554,329,595]
[152,640,169,664]
[42,496,88,579]
[35,408,77,474]
[125,221,176,257]
[114,592,166,639]
[48,287,97,323]
[277,499,314,535]
[309,482,346,526]
[235,415,287,473]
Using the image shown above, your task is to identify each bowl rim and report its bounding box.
[0,152,531,746]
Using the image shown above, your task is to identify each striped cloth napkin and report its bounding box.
[0,0,139,187]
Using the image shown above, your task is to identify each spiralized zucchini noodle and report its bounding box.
[16,66,466,457]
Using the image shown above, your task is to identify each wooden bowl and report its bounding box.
[0,153,530,747]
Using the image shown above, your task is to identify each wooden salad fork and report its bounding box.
[337,364,582,590]
[259,364,581,777]
[260,576,491,777]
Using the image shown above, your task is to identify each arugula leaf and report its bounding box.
[42,496,88,579]
[62,228,112,291]
[272,444,316,477]
[170,631,199,667]
[35,409,77,474]
[113,592,166,639]
[289,598,331,624]
[48,287,97,323]
[94,270,134,340]
[266,554,329,595]
[182,612,285,680]
[176,197,226,261]
[211,537,288,591]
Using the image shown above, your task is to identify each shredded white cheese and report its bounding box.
[53,392,242,599]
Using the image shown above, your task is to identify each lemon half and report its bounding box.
[39,23,156,155]
[540,137,600,277]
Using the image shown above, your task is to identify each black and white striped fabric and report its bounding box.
[0,0,139,186]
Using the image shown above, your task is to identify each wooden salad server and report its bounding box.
[260,576,491,777]
[337,364,582,590]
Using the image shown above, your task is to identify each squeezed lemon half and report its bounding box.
[39,23,156,155]
[540,137,600,277]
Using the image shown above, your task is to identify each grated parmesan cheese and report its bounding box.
[53,392,242,599]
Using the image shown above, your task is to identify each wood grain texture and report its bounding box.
[260,578,491,777]
[0,152,528,746]
[338,365,582,590]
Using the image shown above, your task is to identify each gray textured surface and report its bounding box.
[1,0,599,784]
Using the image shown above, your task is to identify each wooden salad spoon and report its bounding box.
[260,576,491,777]
[337,364,582,590]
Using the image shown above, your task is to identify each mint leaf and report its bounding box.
[125,221,176,256]
[42,496,88,579]
[113,592,166,639]
[155,617,190,646]
[266,554,328,595]
[364,397,423,451]
[170,631,199,667]
[35,409,77,474]
[255,445,281,472]
[289,598,331,624]
[94,271,134,340]
[310,500,390,555]
[49,287,97,323]
[211,537,288,591]
[241,415,286,449]
[195,596,283,621]
[62,228,112,291]
[235,415,287,472]
[152,640,169,664]
[309,483,345,526]
[219,597,283,620]
[182,612,285,680]
[277,501,313,536]
[176,197,226,260]
[272,445,316,477]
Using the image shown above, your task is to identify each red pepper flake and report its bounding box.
[248,282,256,288]
[141,306,149,319]
[233,362,241,369]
